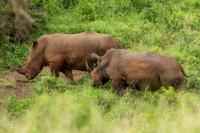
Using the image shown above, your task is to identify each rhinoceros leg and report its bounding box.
[112,79,126,96]
[50,68,60,77]
[137,81,150,91]
[62,69,73,81]
[49,62,62,77]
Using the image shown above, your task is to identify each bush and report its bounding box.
[187,70,200,90]
[4,42,29,65]
[62,0,78,9]
[77,0,97,21]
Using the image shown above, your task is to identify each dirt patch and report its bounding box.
[0,70,33,98]
[0,68,87,98]
[15,80,33,98]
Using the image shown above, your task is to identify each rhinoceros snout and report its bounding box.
[91,80,101,87]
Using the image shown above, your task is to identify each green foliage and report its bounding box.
[2,0,200,71]
[187,70,200,90]
[7,97,34,119]
[77,0,97,21]
[4,43,29,67]
[0,42,29,74]
[62,0,78,9]
[33,76,70,94]
[1,82,200,132]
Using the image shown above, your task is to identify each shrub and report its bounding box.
[77,0,97,21]
[62,0,78,9]
[187,70,200,90]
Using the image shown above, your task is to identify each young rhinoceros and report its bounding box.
[17,32,121,80]
[91,49,187,96]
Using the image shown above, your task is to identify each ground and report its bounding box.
[0,69,86,98]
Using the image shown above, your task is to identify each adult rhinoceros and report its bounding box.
[17,32,121,80]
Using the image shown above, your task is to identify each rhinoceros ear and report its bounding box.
[32,40,38,49]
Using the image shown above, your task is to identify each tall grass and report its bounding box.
[1,83,200,133]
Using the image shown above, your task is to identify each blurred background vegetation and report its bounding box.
[0,0,200,73]
[0,0,200,132]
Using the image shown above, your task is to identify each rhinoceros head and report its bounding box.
[17,41,44,80]
[90,53,109,87]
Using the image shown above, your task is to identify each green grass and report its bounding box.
[1,81,200,133]
[0,0,200,132]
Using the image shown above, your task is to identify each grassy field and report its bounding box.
[0,0,200,132]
